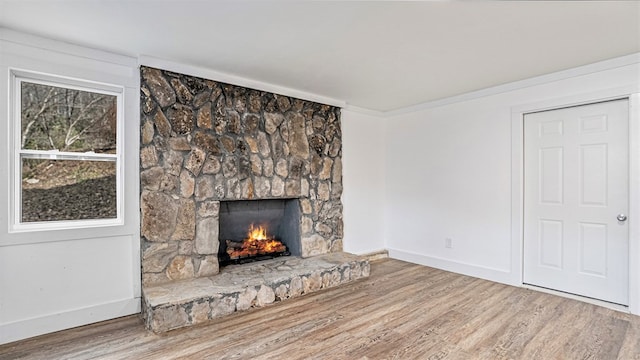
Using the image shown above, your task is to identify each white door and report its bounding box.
[523,99,629,305]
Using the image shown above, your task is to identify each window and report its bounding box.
[11,71,123,231]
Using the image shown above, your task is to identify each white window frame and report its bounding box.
[9,69,125,233]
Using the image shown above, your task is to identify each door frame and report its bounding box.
[510,87,640,314]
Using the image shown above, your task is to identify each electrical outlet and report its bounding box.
[445,238,452,248]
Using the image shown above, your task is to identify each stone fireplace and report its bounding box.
[139,66,368,332]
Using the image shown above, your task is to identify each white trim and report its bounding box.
[343,104,385,117]
[0,298,140,345]
[387,53,640,117]
[387,247,515,286]
[139,55,347,109]
[510,87,640,315]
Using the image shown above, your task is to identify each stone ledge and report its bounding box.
[142,252,370,333]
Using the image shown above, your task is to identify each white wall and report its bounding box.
[0,30,141,344]
[384,55,640,304]
[342,109,386,255]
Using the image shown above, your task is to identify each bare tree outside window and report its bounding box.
[19,81,118,223]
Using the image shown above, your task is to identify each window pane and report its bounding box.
[21,159,117,222]
[21,82,117,153]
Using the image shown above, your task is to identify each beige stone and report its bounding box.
[142,242,180,273]
[289,277,303,298]
[142,120,154,144]
[314,222,333,236]
[141,191,178,241]
[194,176,215,201]
[301,234,329,257]
[179,170,195,198]
[164,150,184,176]
[202,156,221,174]
[264,112,284,134]
[196,255,219,277]
[141,67,176,109]
[300,199,312,214]
[317,182,330,201]
[185,148,206,176]
[319,158,333,180]
[178,241,193,255]
[271,176,284,197]
[166,256,195,281]
[256,285,276,307]
[332,157,342,183]
[254,177,271,198]
[275,159,288,177]
[303,272,322,293]
[300,216,313,235]
[197,103,212,129]
[301,179,310,197]
[171,199,195,240]
[190,301,210,325]
[236,287,257,311]
[263,159,274,176]
[140,146,158,169]
[197,200,220,218]
[245,136,258,153]
[285,179,301,197]
[169,137,192,151]
[257,132,270,157]
[140,167,164,191]
[287,112,310,158]
[195,217,219,254]
[152,305,188,332]
[274,284,288,301]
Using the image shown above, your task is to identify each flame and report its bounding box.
[226,223,287,260]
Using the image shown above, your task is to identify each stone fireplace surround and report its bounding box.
[139,67,369,332]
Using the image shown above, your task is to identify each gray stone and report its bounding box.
[289,276,303,298]
[211,296,236,318]
[257,132,270,157]
[274,284,288,301]
[171,199,195,240]
[166,255,195,281]
[141,67,176,108]
[178,241,193,255]
[264,113,284,134]
[300,216,313,234]
[263,159,274,177]
[141,146,158,169]
[227,178,241,199]
[287,112,310,158]
[256,285,275,307]
[179,170,195,198]
[197,200,220,218]
[315,222,333,236]
[141,191,178,242]
[236,287,257,311]
[195,217,219,254]
[141,166,164,191]
[185,148,206,176]
[254,177,271,198]
[271,176,284,197]
[143,242,180,273]
[196,255,219,277]
[271,131,285,158]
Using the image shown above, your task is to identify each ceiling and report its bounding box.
[1,1,639,112]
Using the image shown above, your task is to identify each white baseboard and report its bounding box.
[0,298,141,345]
[387,248,517,286]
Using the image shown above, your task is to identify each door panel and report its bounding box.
[524,99,629,305]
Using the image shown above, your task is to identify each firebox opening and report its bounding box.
[218,198,301,266]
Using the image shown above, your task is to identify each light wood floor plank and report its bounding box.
[1,259,639,359]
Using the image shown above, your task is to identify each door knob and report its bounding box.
[617,214,628,222]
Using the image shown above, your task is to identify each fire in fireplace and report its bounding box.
[218,199,301,266]
[225,223,289,262]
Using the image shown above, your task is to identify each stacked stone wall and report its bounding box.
[139,67,343,285]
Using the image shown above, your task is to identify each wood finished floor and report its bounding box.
[2,258,640,360]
